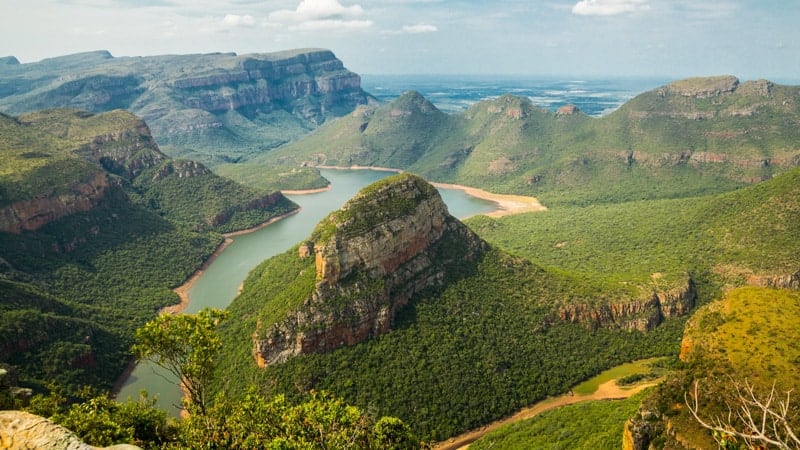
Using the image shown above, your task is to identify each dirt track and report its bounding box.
[434,379,658,450]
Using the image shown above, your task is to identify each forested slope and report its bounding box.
[0,109,296,390]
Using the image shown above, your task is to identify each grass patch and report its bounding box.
[573,357,666,395]
[471,390,651,450]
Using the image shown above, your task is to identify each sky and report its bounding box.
[1,0,799,80]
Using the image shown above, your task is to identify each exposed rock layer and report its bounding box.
[0,172,110,234]
[0,49,373,161]
[557,275,696,331]
[253,174,488,366]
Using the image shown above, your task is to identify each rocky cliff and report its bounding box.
[1,109,297,237]
[252,174,488,366]
[0,171,111,234]
[0,411,142,450]
[0,49,374,164]
[556,274,696,331]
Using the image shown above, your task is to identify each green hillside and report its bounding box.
[627,286,800,449]
[213,176,690,442]
[239,76,800,206]
[0,109,296,390]
[213,165,799,443]
[471,391,649,450]
[468,165,800,288]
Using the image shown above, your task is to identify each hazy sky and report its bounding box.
[2,0,798,80]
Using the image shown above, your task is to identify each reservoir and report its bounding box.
[116,169,498,414]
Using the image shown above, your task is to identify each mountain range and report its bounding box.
[239,75,800,205]
[0,49,374,167]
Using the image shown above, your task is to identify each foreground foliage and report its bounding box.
[133,308,229,415]
[27,387,418,449]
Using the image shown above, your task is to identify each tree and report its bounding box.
[686,378,800,449]
[132,308,228,415]
[176,388,420,449]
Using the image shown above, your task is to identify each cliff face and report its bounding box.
[76,117,166,178]
[252,174,488,366]
[170,50,363,120]
[1,109,296,236]
[0,111,164,234]
[0,171,111,234]
[0,49,373,164]
[556,274,696,331]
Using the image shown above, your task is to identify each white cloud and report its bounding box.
[571,0,649,16]
[267,0,372,31]
[221,14,256,28]
[402,23,437,33]
[290,19,373,31]
[269,0,364,22]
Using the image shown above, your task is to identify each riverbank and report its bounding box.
[430,182,546,217]
[167,209,300,313]
[281,185,332,195]
[434,378,659,450]
[313,164,546,217]
[111,209,300,397]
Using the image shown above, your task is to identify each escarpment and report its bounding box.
[557,274,696,331]
[0,171,111,234]
[252,174,488,367]
[0,109,296,235]
[0,48,374,163]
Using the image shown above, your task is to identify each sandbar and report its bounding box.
[312,164,546,217]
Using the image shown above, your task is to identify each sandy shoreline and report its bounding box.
[430,182,546,217]
[315,164,403,173]
[281,185,332,195]
[313,164,546,217]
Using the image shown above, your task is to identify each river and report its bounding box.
[115,169,499,414]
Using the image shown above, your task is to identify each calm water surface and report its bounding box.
[116,169,497,414]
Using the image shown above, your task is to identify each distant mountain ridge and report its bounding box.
[246,75,800,205]
[0,49,375,165]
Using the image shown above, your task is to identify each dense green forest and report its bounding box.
[468,165,800,289]
[216,245,686,441]
[0,109,295,390]
[211,165,800,443]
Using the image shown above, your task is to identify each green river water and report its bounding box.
[116,169,498,414]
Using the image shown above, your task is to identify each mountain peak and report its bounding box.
[389,90,441,114]
[666,75,740,98]
[252,173,487,366]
